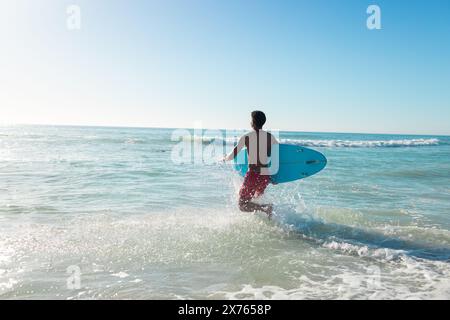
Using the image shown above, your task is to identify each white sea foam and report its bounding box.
[111,272,129,279]
[322,241,406,261]
[1,208,449,299]
[216,265,450,300]
[181,135,443,148]
[214,242,450,300]
[282,138,442,148]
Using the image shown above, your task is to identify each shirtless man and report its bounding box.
[223,111,278,217]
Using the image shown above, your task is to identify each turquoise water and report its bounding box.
[0,125,449,299]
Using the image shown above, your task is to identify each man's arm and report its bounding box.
[223,135,246,161]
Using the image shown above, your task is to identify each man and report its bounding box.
[223,111,278,217]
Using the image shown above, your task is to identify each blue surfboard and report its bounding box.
[233,144,327,183]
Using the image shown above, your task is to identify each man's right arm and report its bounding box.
[223,135,246,161]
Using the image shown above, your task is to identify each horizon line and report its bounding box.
[1,122,449,137]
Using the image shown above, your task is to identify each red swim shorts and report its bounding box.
[239,170,271,201]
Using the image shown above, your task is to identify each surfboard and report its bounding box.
[233,143,327,183]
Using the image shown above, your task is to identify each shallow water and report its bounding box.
[0,125,449,299]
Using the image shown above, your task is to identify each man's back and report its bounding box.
[240,130,278,172]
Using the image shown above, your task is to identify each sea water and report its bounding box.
[0,125,449,299]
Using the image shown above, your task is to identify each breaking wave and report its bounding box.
[181,135,444,148]
[282,138,443,148]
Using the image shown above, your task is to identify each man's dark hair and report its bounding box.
[251,110,266,129]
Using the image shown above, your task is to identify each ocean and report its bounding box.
[0,125,449,299]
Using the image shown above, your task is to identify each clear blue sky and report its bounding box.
[1,0,449,134]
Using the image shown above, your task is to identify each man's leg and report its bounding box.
[239,171,273,217]
[248,174,273,217]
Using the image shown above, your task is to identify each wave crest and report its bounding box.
[283,138,442,148]
[182,135,443,148]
